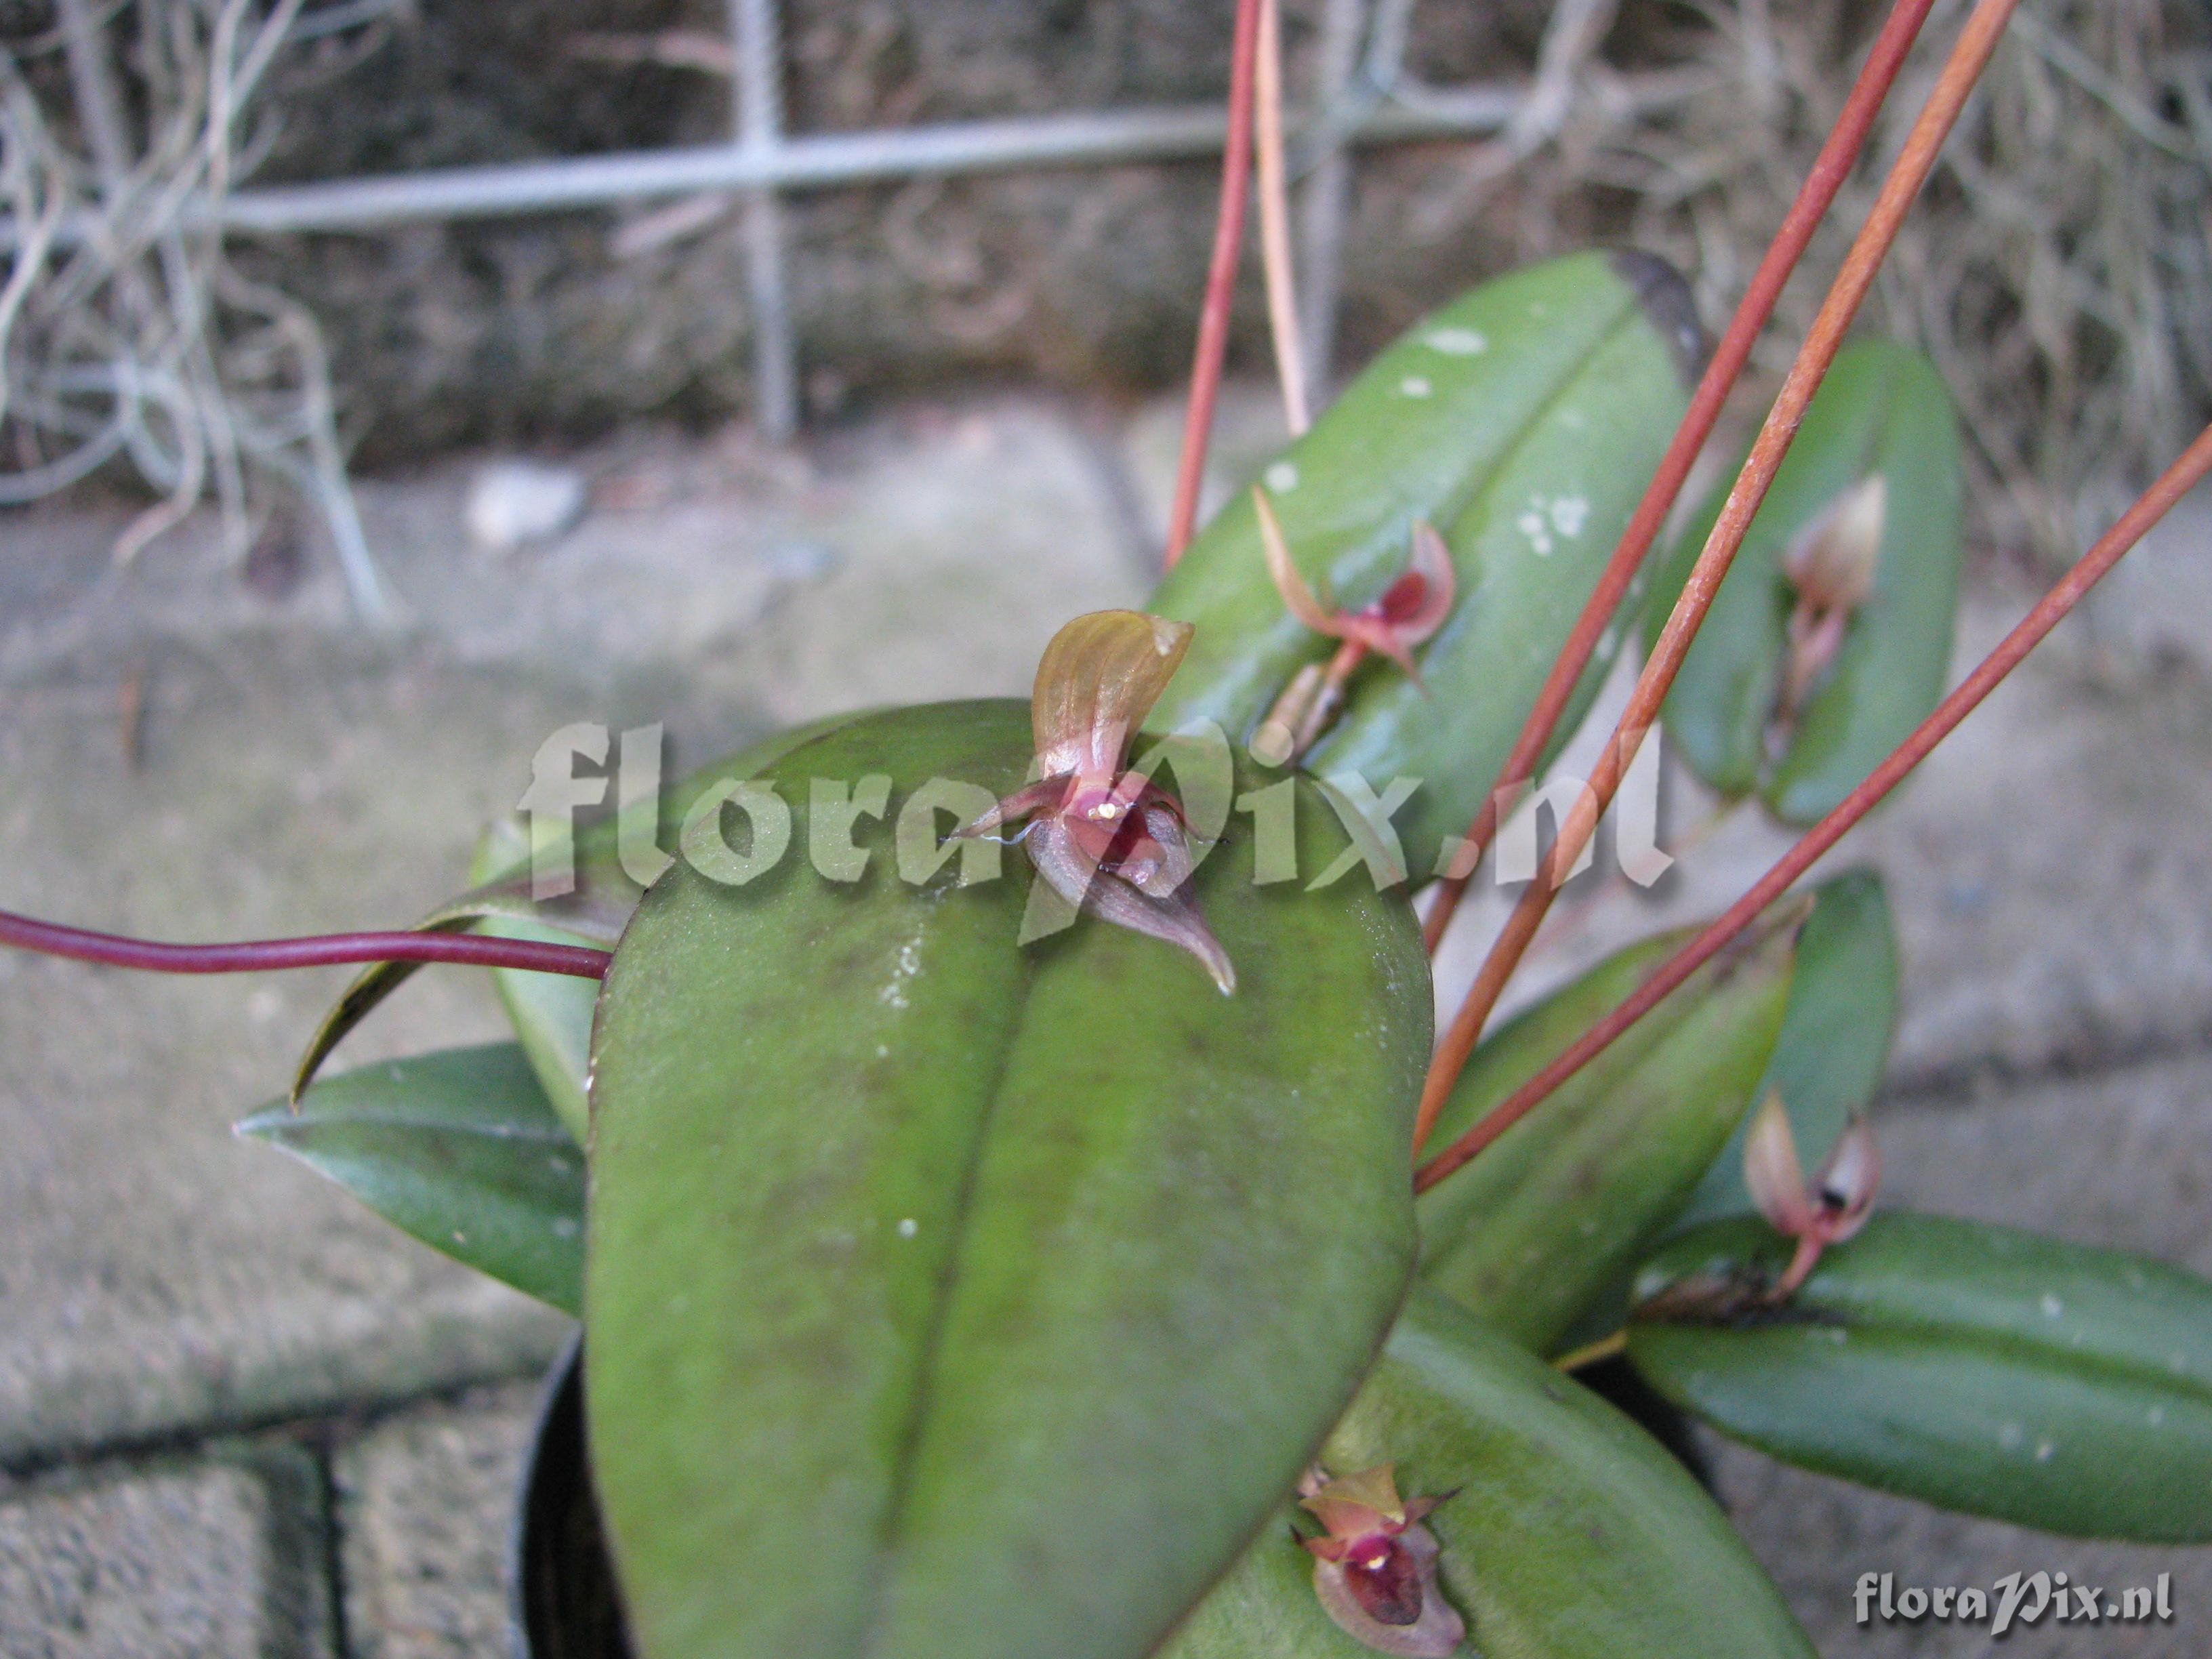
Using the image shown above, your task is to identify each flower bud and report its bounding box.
[1783,473,1887,615]
[1299,1465,1465,1657]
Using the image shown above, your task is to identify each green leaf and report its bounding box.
[238,1043,583,1315]
[1162,1290,1815,1659]
[1677,869,1897,1229]
[1628,1212,2212,1540]
[584,700,1432,1659]
[1415,905,1799,1354]
[1148,250,1699,874]
[1646,340,1963,823]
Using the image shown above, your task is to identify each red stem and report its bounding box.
[1421,0,1939,953]
[1414,420,2212,1193]
[1412,0,2022,1154]
[0,907,611,979]
[1163,0,1265,570]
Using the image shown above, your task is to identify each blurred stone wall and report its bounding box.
[229,0,1610,463]
[45,0,2205,550]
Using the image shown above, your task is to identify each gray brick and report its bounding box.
[0,398,1139,1468]
[335,1385,539,1659]
[0,1447,330,1659]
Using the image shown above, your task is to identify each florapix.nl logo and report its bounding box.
[1855,1570,2174,1638]
[512,718,1679,918]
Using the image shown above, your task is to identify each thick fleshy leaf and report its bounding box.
[1160,1290,1816,1659]
[290,710,871,1130]
[1646,340,1962,823]
[1677,869,1897,1229]
[584,699,1431,1659]
[238,1043,583,1315]
[1030,609,1193,783]
[1149,249,1700,871]
[1629,1213,2212,1540]
[1414,906,1799,1355]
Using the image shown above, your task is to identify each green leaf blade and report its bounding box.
[1677,869,1898,1228]
[1148,250,1698,872]
[238,1042,584,1315]
[1647,340,1963,824]
[1629,1212,2212,1540]
[1416,908,1798,1354]
[584,700,1432,1659]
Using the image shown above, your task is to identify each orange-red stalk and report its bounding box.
[1412,0,2023,1153]
[1416,419,2212,1193]
[1164,0,1265,569]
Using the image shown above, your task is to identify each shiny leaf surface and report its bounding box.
[1630,1213,2212,1540]
[1677,869,1897,1229]
[586,699,1431,1659]
[1148,251,1699,870]
[239,1043,583,1315]
[1647,341,1962,823]
[1415,910,1797,1354]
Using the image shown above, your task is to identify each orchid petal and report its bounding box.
[1384,521,1457,643]
[1301,1465,1408,1538]
[1031,611,1194,785]
[1742,1090,1817,1237]
[953,775,1069,839]
[1813,1113,1882,1244]
[1024,817,1235,994]
[1254,487,1340,636]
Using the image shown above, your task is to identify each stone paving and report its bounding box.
[2,390,2209,1655]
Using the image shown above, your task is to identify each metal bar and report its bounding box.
[3,70,1708,247]
[211,85,1570,235]
[1298,0,1368,404]
[731,0,798,441]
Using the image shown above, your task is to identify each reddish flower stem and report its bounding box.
[0,907,612,979]
[1420,0,1939,955]
[1415,419,2212,1194]
[1411,0,2022,1153]
[1164,0,1265,569]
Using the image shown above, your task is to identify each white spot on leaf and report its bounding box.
[1265,461,1300,493]
[1424,327,1488,356]
[1399,375,1433,398]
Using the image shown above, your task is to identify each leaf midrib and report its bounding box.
[855,905,1039,1659]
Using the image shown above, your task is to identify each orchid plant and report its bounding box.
[6,3,2212,1657]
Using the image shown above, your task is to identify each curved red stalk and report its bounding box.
[0,907,611,979]
[1164,0,1265,570]
[1419,0,1942,954]
[1414,419,2212,1193]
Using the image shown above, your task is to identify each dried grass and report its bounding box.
[0,0,396,614]
[1391,0,2212,563]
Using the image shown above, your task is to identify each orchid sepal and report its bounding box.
[1296,1464,1465,1657]
[962,610,1235,993]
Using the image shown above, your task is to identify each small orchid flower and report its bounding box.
[958,609,1235,993]
[1250,488,1455,764]
[1298,1464,1465,1658]
[1743,1090,1883,1298]
[1776,473,1887,731]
